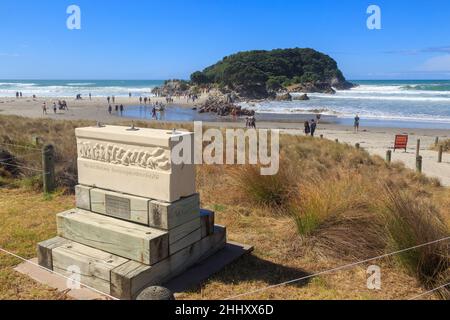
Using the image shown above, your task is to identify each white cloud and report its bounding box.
[0,53,20,57]
[419,54,450,72]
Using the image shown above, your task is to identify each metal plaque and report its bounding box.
[105,194,131,220]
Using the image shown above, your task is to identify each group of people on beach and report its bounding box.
[42,100,68,115]
[107,96,116,104]
[15,92,23,98]
[139,96,152,104]
[108,104,125,116]
[106,98,166,120]
[304,118,318,137]
[187,94,199,103]
[245,116,256,129]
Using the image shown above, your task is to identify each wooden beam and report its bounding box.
[37,237,71,270]
[200,209,215,238]
[75,185,92,211]
[52,241,128,295]
[110,226,226,299]
[149,193,200,230]
[57,209,169,265]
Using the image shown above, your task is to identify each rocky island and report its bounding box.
[153,48,355,115]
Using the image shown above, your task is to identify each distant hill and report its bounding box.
[190,48,354,99]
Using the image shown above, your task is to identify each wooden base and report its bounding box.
[37,226,226,299]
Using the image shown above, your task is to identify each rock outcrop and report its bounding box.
[198,96,255,117]
[293,93,310,101]
[287,82,336,94]
[275,93,293,101]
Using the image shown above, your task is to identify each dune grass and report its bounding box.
[0,115,449,299]
[232,135,450,296]
[431,139,450,153]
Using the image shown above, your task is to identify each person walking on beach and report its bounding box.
[129,92,132,98]
[139,97,143,104]
[354,114,360,133]
[120,104,124,116]
[112,96,115,104]
[249,116,256,129]
[152,106,157,120]
[310,119,317,137]
[108,105,112,114]
[304,121,311,136]
[53,102,57,114]
[42,102,47,115]
[107,96,111,104]
[89,93,92,100]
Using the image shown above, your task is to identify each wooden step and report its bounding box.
[90,188,150,225]
[169,218,201,255]
[37,237,71,270]
[111,225,226,299]
[52,241,128,295]
[83,186,200,230]
[57,209,169,265]
[200,209,215,238]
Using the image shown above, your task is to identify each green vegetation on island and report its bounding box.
[190,48,354,99]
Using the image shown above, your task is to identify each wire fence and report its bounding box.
[224,236,450,300]
[0,143,46,190]
[0,142,41,151]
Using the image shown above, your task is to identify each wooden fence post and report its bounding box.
[416,139,421,157]
[416,155,422,173]
[42,144,55,193]
[435,137,439,147]
[386,150,392,164]
[438,145,443,163]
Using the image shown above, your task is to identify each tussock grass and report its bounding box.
[230,161,298,209]
[431,139,450,153]
[0,115,449,299]
[230,134,449,297]
[377,186,450,299]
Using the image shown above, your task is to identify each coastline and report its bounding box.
[0,94,449,187]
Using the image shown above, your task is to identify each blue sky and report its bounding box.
[0,0,449,80]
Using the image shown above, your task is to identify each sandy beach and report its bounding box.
[1,95,449,186]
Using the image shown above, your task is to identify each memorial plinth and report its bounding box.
[37,125,227,299]
[76,126,196,202]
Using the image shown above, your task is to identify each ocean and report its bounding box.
[0,80,163,98]
[240,80,450,127]
[2,80,450,128]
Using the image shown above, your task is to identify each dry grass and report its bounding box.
[0,189,74,299]
[377,186,450,299]
[431,139,450,153]
[0,115,449,300]
[230,135,450,297]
